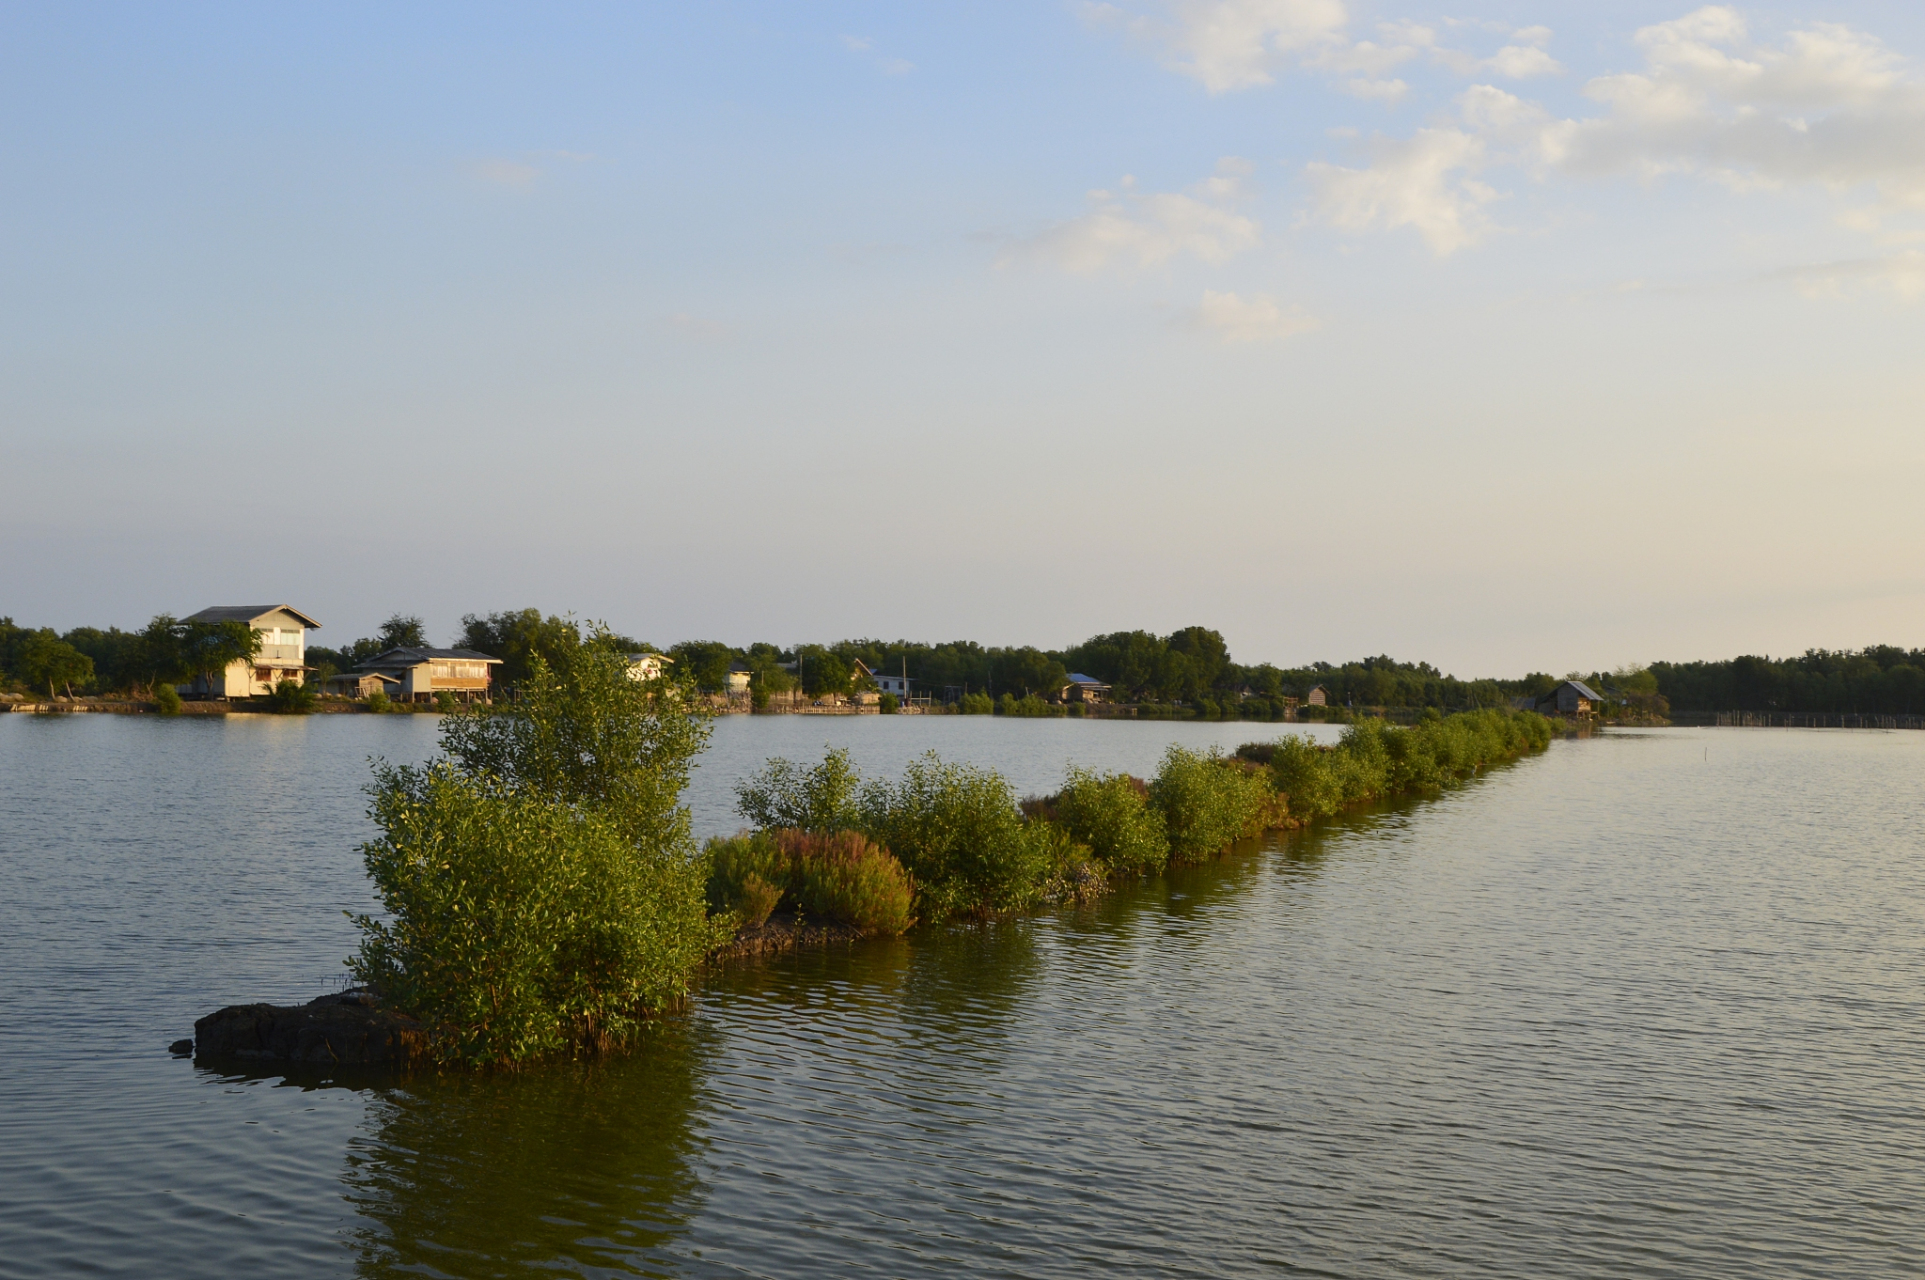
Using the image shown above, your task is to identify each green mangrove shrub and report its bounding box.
[351,637,720,1065]
[152,682,181,715]
[1257,708,1553,819]
[1149,746,1278,862]
[878,692,899,714]
[366,690,392,714]
[1051,767,1167,875]
[733,746,864,832]
[267,678,317,714]
[857,752,1051,920]
[958,692,993,715]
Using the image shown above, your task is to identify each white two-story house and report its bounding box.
[182,605,322,698]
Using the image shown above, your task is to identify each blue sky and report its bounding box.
[4,2,1923,675]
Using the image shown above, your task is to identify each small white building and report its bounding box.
[626,652,675,681]
[182,605,322,698]
[726,663,754,694]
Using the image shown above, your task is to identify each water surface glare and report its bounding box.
[1,716,1921,1277]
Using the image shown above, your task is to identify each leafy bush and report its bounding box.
[733,746,863,832]
[267,679,318,714]
[858,752,1050,920]
[152,683,181,716]
[434,690,458,713]
[997,693,1064,718]
[351,637,720,1065]
[366,690,391,714]
[1149,746,1278,862]
[1051,767,1167,875]
[352,764,706,1064]
[878,692,899,714]
[958,692,993,715]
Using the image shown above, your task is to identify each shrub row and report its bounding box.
[726,710,1551,925]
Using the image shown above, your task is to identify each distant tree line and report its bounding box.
[1648,647,1925,714]
[6,607,1921,718]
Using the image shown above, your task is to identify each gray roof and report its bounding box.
[357,646,502,668]
[1561,680,1604,701]
[184,604,322,629]
[1065,673,1110,686]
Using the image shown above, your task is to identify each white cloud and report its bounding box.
[1009,159,1261,271]
[1483,44,1561,78]
[1186,290,1321,341]
[1306,128,1497,255]
[1085,0,1347,93]
[1342,78,1409,104]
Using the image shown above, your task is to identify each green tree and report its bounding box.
[351,632,720,1064]
[16,631,94,698]
[181,619,261,695]
[669,640,737,693]
[458,609,588,692]
[378,614,428,649]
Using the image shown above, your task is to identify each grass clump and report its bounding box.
[350,635,721,1065]
[704,828,914,934]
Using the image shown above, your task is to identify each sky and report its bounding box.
[3,1,1923,677]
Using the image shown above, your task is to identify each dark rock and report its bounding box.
[168,1039,194,1055]
[193,988,427,1066]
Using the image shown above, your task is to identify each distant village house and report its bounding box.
[182,605,321,698]
[356,647,503,703]
[1061,673,1111,704]
[1303,685,1328,706]
[1537,679,1604,717]
[323,670,400,699]
[626,652,675,681]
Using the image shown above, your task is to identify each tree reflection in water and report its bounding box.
[342,1017,708,1278]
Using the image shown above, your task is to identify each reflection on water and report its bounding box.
[342,1021,708,1279]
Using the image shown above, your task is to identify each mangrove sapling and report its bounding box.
[351,636,723,1065]
[733,747,864,833]
[857,752,1052,921]
[365,690,391,713]
[1149,746,1280,863]
[1051,767,1168,876]
[152,683,182,716]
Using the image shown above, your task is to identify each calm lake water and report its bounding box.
[1,714,1921,1277]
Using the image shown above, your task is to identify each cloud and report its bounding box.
[1185,289,1321,341]
[1482,44,1561,78]
[1007,159,1261,271]
[1776,250,1925,301]
[1303,8,1925,256]
[1306,128,1497,255]
[474,159,540,189]
[1341,77,1408,104]
[1085,0,1347,93]
[842,33,913,76]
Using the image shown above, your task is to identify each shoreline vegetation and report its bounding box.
[13,606,1924,721]
[191,630,1555,1069]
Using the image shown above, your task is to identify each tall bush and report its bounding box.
[704,828,914,934]
[1149,746,1277,862]
[733,746,864,832]
[1052,767,1168,875]
[857,752,1049,920]
[351,636,719,1064]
